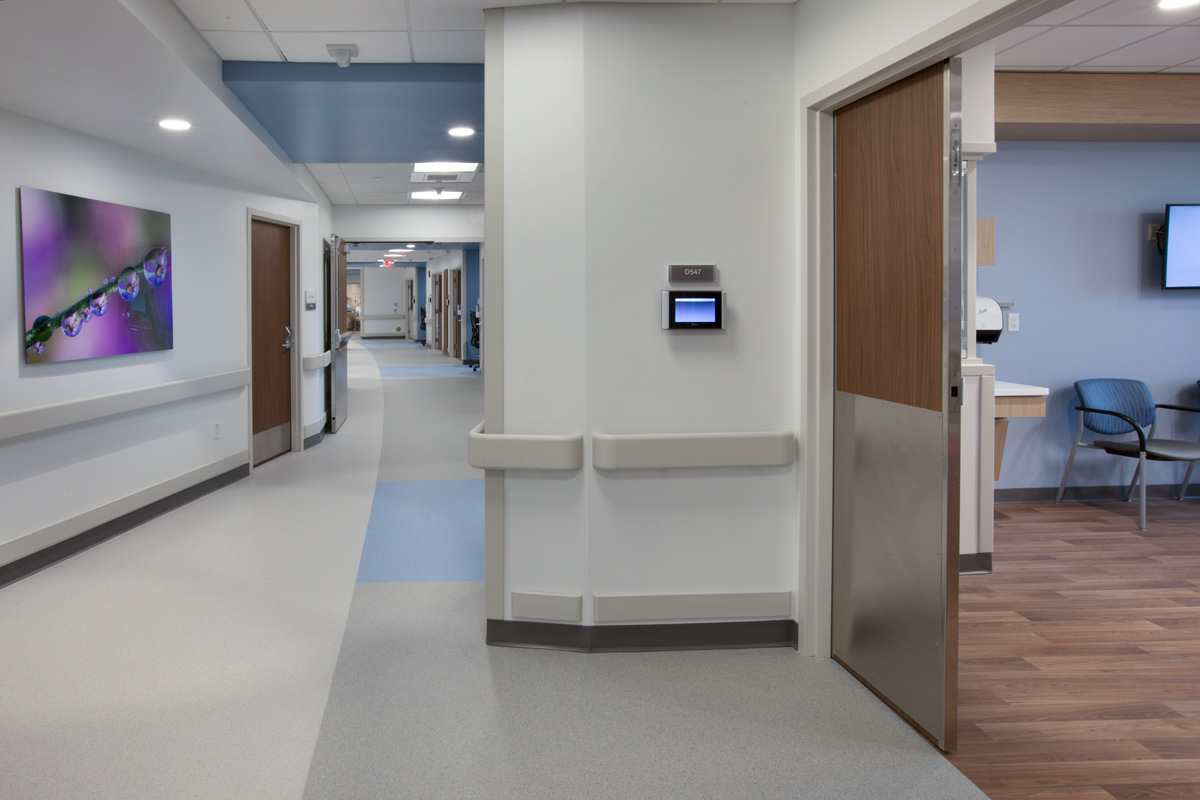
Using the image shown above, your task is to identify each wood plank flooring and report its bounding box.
[948,499,1200,800]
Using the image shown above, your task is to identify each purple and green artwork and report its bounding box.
[20,186,172,365]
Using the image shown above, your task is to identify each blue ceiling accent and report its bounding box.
[223,62,484,164]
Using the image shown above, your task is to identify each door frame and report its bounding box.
[799,0,1066,657]
[245,209,303,472]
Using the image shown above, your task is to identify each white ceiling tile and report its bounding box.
[407,0,486,31]
[1067,64,1165,70]
[174,0,262,32]
[200,31,282,61]
[339,163,412,175]
[1027,0,1120,25]
[461,193,484,205]
[1066,0,1200,26]
[410,31,485,63]
[356,193,415,204]
[994,65,1067,71]
[324,189,358,204]
[345,175,412,192]
[1081,25,1200,66]
[991,25,1052,54]
[249,0,409,32]
[304,163,346,179]
[273,31,412,63]
[1162,59,1200,72]
[995,25,1168,67]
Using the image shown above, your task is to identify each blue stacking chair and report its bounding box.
[1056,378,1200,530]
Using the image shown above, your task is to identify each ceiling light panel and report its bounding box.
[411,190,463,200]
[273,32,412,63]
[414,162,478,172]
[248,0,409,33]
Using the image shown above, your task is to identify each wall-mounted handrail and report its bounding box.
[468,421,584,471]
[0,369,250,443]
[593,430,795,470]
[302,351,332,372]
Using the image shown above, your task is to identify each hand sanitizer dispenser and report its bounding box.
[976,296,1002,344]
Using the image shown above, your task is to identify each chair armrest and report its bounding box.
[1076,406,1148,450]
[1156,403,1200,415]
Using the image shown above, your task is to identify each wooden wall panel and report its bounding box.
[835,63,944,412]
[995,73,1200,142]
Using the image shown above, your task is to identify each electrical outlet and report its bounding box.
[1149,224,1162,242]
[1007,313,1019,332]
[213,423,220,440]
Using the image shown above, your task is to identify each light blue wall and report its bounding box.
[977,141,1200,491]
[463,248,480,361]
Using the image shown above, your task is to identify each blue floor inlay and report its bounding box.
[359,340,426,349]
[357,480,484,582]
[378,365,479,378]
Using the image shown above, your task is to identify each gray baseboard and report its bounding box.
[486,619,799,653]
[959,552,992,575]
[997,483,1200,504]
[304,430,325,449]
[0,464,249,591]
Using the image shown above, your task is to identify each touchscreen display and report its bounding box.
[674,297,717,323]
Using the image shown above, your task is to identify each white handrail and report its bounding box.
[593,430,795,470]
[468,421,584,470]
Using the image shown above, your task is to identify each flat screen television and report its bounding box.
[1163,204,1200,290]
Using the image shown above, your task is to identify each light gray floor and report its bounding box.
[0,339,987,800]
[0,343,384,800]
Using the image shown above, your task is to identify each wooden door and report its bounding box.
[831,61,964,752]
[251,219,292,465]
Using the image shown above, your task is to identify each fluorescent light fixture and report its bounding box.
[158,118,191,131]
[414,162,478,173]
[411,190,463,200]
[1160,0,1200,8]
[447,127,475,137]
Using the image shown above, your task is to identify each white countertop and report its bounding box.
[995,380,1050,397]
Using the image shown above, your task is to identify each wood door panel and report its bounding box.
[251,219,291,436]
[835,63,944,413]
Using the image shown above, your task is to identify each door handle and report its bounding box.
[283,326,293,350]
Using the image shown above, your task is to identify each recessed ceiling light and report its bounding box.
[373,176,383,182]
[414,162,478,173]
[1160,0,1200,8]
[159,118,191,131]
[411,190,463,200]
[448,127,475,137]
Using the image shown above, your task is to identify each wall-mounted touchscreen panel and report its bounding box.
[661,290,725,330]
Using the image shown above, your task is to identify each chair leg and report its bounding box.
[1125,462,1141,502]
[1139,452,1147,531]
[1181,461,1196,501]
[1056,428,1084,504]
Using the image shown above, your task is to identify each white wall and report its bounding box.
[360,267,410,339]
[0,108,324,562]
[332,205,484,242]
[500,3,796,625]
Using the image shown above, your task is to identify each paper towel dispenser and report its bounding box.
[977,296,1002,344]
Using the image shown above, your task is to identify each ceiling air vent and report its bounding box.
[424,173,459,182]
